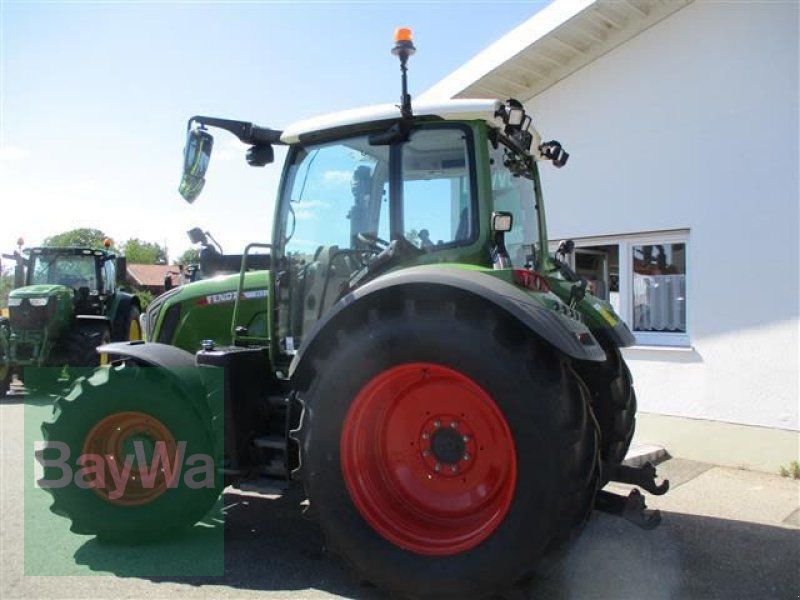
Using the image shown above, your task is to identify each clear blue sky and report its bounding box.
[0,1,547,261]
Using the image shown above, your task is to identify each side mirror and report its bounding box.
[116,256,127,286]
[13,251,25,288]
[179,127,214,203]
[557,239,575,256]
[187,227,209,246]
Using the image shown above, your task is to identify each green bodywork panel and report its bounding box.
[147,271,271,357]
[546,277,620,330]
[107,290,137,323]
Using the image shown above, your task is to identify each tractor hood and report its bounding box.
[9,284,73,299]
[143,270,270,347]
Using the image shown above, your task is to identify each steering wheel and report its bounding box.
[357,232,390,251]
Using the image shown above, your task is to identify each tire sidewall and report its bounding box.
[303,315,572,596]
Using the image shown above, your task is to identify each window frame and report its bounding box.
[550,229,690,348]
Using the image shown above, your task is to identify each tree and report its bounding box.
[176,247,200,266]
[123,239,168,264]
[43,228,112,250]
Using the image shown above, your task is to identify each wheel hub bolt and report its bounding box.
[462,434,471,442]
[450,421,459,428]
[422,449,431,457]
[434,463,442,472]
[433,420,441,428]
[422,432,430,439]
[450,465,459,473]
[463,453,471,461]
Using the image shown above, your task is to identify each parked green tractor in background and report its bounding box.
[40,29,667,598]
[0,243,141,395]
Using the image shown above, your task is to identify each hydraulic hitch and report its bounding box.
[604,461,670,496]
[594,461,670,529]
[595,489,662,530]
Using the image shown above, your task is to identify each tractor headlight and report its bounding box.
[28,297,50,307]
[8,297,22,307]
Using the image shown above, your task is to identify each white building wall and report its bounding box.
[526,1,798,431]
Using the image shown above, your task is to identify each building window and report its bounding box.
[632,243,686,335]
[552,230,690,347]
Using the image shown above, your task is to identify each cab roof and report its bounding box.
[28,247,110,257]
[280,98,503,144]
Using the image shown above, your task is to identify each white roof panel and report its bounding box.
[281,98,504,144]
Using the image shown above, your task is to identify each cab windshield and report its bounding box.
[281,126,475,261]
[488,138,541,268]
[30,254,99,290]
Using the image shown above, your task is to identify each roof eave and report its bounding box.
[420,0,694,103]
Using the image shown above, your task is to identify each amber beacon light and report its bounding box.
[391,27,416,120]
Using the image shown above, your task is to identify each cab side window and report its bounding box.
[401,128,473,249]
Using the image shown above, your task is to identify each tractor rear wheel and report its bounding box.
[576,342,637,466]
[123,306,142,342]
[40,362,220,541]
[298,296,598,598]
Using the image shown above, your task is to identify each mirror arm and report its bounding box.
[188,116,285,146]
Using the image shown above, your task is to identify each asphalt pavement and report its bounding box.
[1,387,798,599]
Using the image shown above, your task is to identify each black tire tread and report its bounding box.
[297,293,599,599]
[574,342,637,466]
[40,363,220,540]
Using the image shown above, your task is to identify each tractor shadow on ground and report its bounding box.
[1,388,57,407]
[71,493,800,599]
[72,486,367,598]
[529,511,800,600]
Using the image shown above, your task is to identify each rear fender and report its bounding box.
[108,292,141,341]
[289,266,606,388]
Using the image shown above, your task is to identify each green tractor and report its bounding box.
[40,30,667,598]
[140,227,270,349]
[0,244,142,395]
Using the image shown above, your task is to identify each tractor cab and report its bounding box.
[24,247,117,315]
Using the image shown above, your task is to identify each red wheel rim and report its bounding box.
[82,412,178,507]
[341,362,517,555]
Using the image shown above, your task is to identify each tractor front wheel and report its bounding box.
[65,322,112,368]
[298,295,598,598]
[40,363,220,540]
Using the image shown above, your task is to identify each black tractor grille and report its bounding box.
[9,300,56,331]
